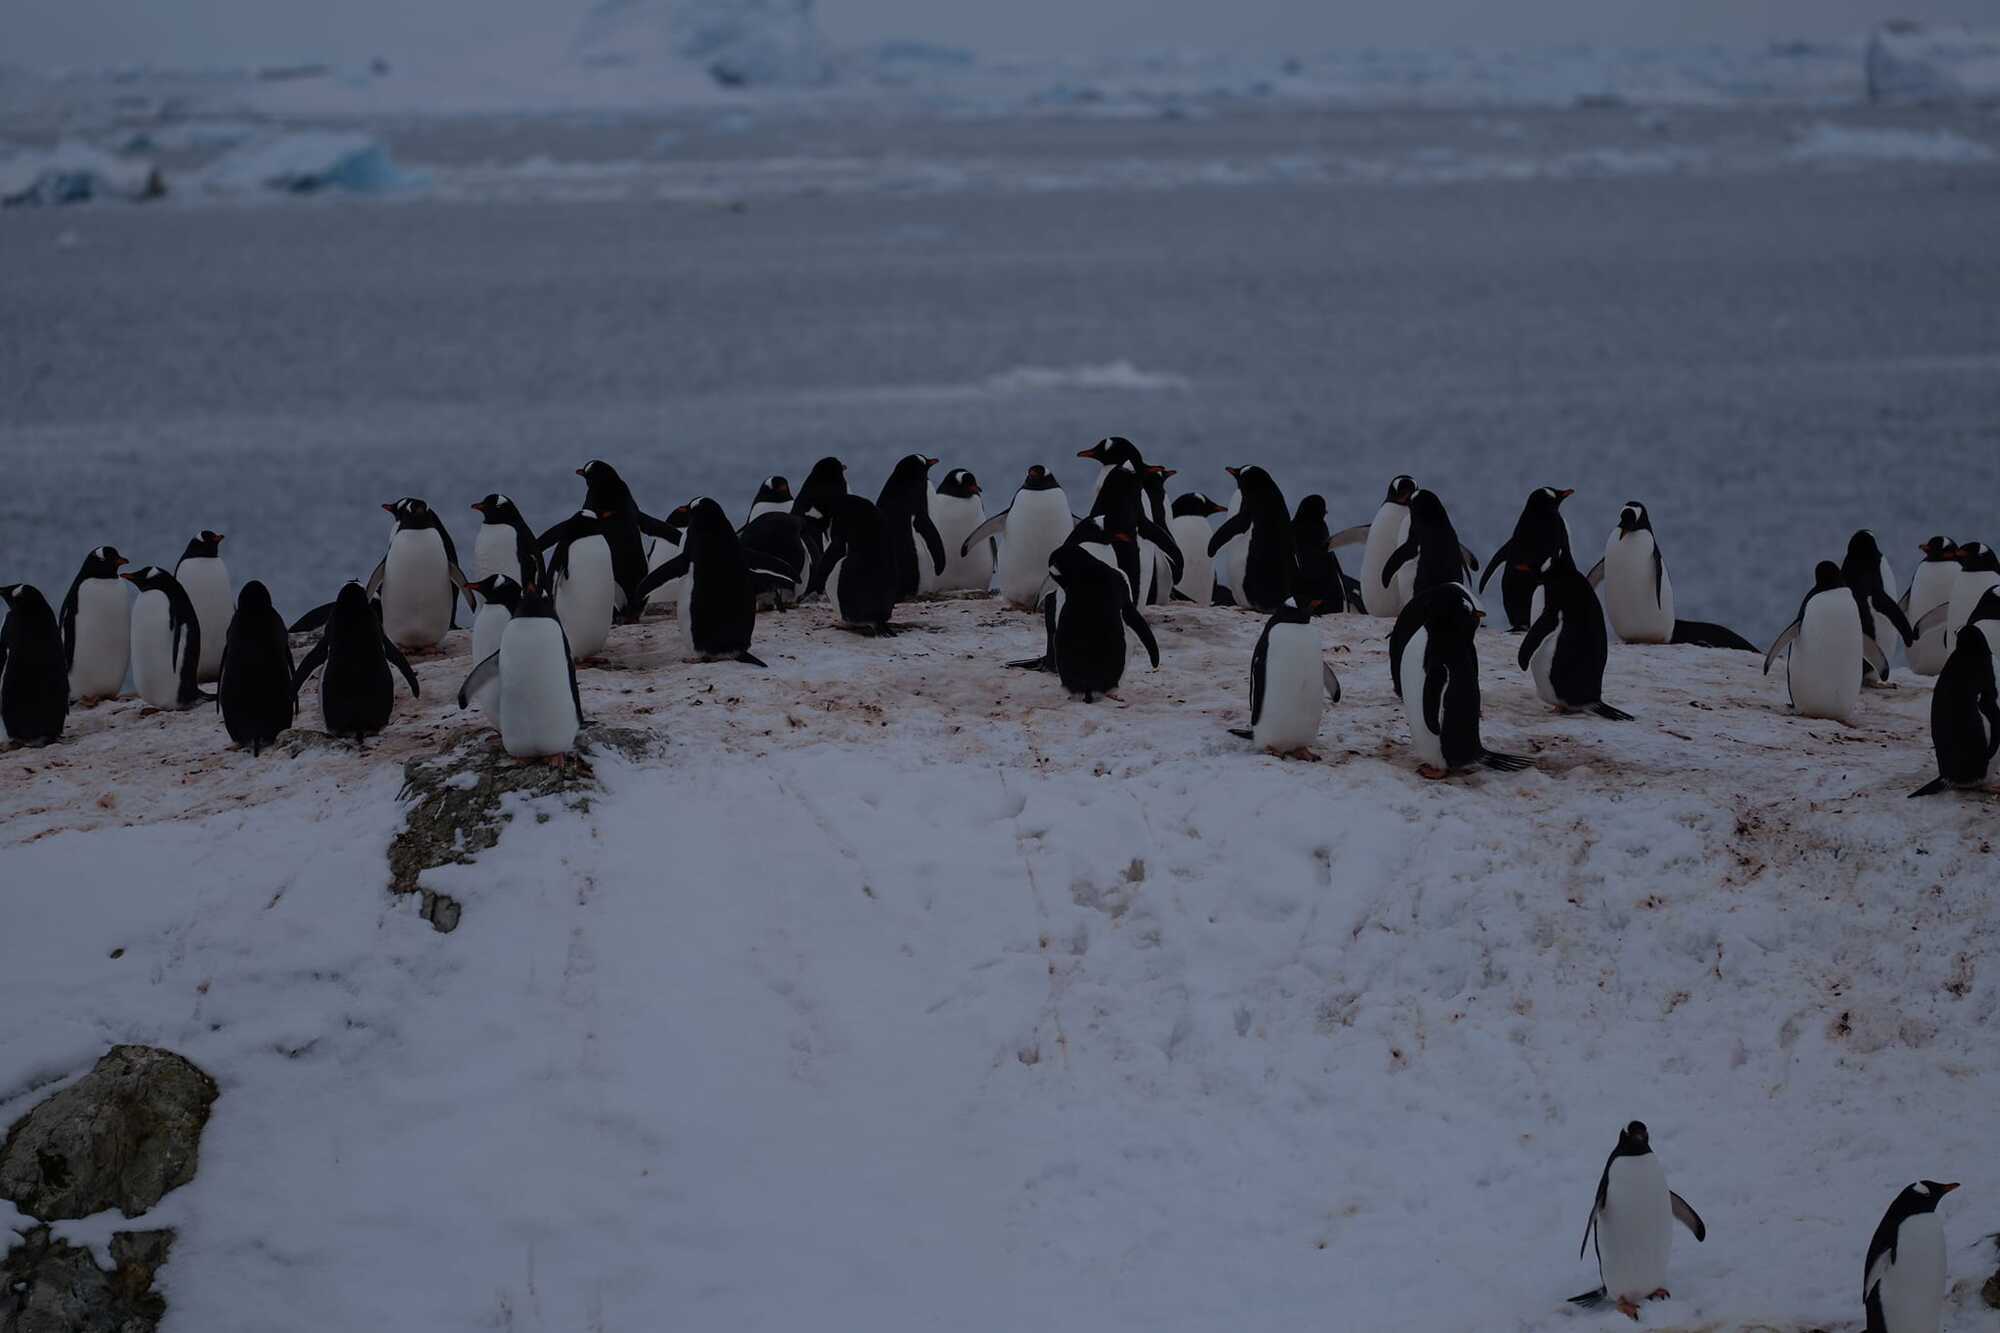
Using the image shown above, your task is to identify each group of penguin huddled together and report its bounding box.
[2,436,1998,794]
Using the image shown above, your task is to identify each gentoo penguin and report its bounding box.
[962,466,1074,611]
[1290,495,1351,615]
[739,510,812,609]
[370,498,473,651]
[1012,519,1115,673]
[58,545,130,704]
[457,584,583,762]
[216,580,295,755]
[1091,464,1183,604]
[1379,489,1478,601]
[1168,493,1228,603]
[174,530,232,682]
[1902,537,1959,676]
[464,574,524,714]
[1842,530,1915,684]
[1012,542,1159,703]
[809,495,904,635]
[1079,440,1178,602]
[0,584,68,745]
[1392,587,1531,778]
[541,510,618,662]
[1206,466,1296,613]
[1940,542,2000,651]
[637,497,792,666]
[1589,502,1757,650]
[1137,465,1179,606]
[790,456,849,594]
[1077,436,1148,505]
[470,494,545,591]
[1571,1121,1707,1320]
[1910,592,2000,797]
[1229,604,1341,758]
[1518,550,1633,719]
[641,509,687,610]
[1764,561,1873,723]
[1213,487,1248,604]
[1328,474,1418,617]
[121,565,208,710]
[291,581,420,744]
[1863,1180,1957,1333]
[552,461,679,622]
[928,469,994,594]
[1480,487,1572,630]
[747,475,793,523]
[876,454,947,600]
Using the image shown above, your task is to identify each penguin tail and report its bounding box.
[1588,702,1635,721]
[1567,1287,1607,1308]
[1228,728,1254,740]
[1908,777,1951,799]
[1211,587,1237,608]
[1007,655,1055,672]
[733,651,769,669]
[1670,619,1758,651]
[1481,751,1535,773]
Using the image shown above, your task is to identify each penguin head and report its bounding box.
[1966,586,2000,628]
[180,531,225,560]
[383,498,434,529]
[119,565,176,594]
[1020,465,1061,492]
[1268,601,1314,627]
[827,494,884,541]
[1957,542,2000,573]
[885,454,939,492]
[1811,560,1846,593]
[1529,487,1573,511]
[1615,502,1651,536]
[469,573,524,611]
[1139,465,1174,499]
[328,581,378,631]
[937,469,981,499]
[1172,492,1227,518]
[236,580,274,614]
[514,583,559,620]
[675,497,732,542]
[0,583,52,614]
[1224,465,1278,500]
[794,457,849,521]
[1894,1181,1960,1217]
[1845,529,1882,564]
[1615,1121,1651,1155]
[1078,437,1142,469]
[1425,586,1484,635]
[1406,489,1450,526]
[471,494,521,525]
[576,460,635,512]
[753,476,793,506]
[577,460,618,486]
[1293,494,1328,523]
[1917,535,1956,561]
[80,546,129,579]
[1384,475,1418,505]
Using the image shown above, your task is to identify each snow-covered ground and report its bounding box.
[3,595,1996,1331]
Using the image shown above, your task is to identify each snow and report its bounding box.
[2,595,1995,1331]
[1790,121,1997,165]
[1866,22,2000,105]
[196,130,426,195]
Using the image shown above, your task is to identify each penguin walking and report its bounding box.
[457,585,584,762]
[540,510,619,661]
[1588,502,1756,649]
[1910,593,2000,797]
[1765,562,1876,722]
[1480,487,1572,630]
[58,545,130,705]
[370,498,473,651]
[1168,493,1228,603]
[1843,530,1915,685]
[1328,475,1418,617]
[1862,1180,1957,1333]
[1571,1121,1707,1321]
[216,580,295,755]
[808,495,904,635]
[637,497,793,666]
[876,454,948,600]
[1014,543,1159,703]
[746,475,793,523]
[121,566,209,711]
[1518,550,1633,720]
[0,584,69,745]
[174,530,232,682]
[470,495,545,591]
[1902,537,1959,676]
[291,582,421,745]
[1205,466,1296,613]
[464,574,524,714]
[1392,588,1531,778]
[928,469,994,594]
[1290,495,1351,615]
[962,466,1074,611]
[1229,604,1341,758]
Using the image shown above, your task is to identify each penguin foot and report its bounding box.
[1417,764,1448,781]
[1646,1289,1670,1301]
[1329,644,1351,654]
[1283,748,1321,762]
[1614,1296,1641,1320]
[1227,728,1254,741]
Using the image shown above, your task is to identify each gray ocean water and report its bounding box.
[3,107,1997,641]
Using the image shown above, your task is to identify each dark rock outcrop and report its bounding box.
[0,1227,173,1333]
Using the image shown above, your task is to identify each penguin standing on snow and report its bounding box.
[464,574,524,714]
[1765,562,1875,723]
[556,461,680,622]
[638,497,794,666]
[1290,495,1351,615]
[291,581,421,745]
[1862,1180,1958,1333]
[1587,502,1756,650]
[216,580,295,756]
[457,584,584,762]
[174,530,232,682]
[1480,487,1572,630]
[1229,604,1341,758]
[1940,542,2000,651]
[1091,465,1182,605]
[1168,493,1228,603]
[1137,465,1181,606]
[1518,550,1633,720]
[928,469,994,594]
[1571,1121,1707,1321]
[1379,489,1479,602]
[747,476,793,523]
[1910,589,2000,797]
[1842,529,1915,685]
[122,565,209,711]
[540,510,619,661]
[809,495,904,635]
[963,466,1075,611]
[470,495,545,591]
[1392,587,1531,778]
[1328,474,1419,617]
[370,498,473,651]
[739,510,812,609]
[0,584,69,745]
[1206,466,1296,613]
[58,545,130,705]
[790,457,849,591]
[1012,542,1159,703]
[877,454,948,600]
[1902,537,1959,676]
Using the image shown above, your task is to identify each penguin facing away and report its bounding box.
[471,494,545,591]
[1902,536,1959,676]
[291,581,421,745]
[174,530,232,683]
[59,545,130,704]
[1842,529,1915,684]
[962,466,1074,611]
[216,580,295,756]
[1328,474,1418,617]
[1168,492,1228,603]
[636,497,794,666]
[457,584,584,762]
[1862,1180,1957,1333]
[1588,502,1756,650]
[808,495,904,635]
[0,584,69,745]
[928,468,994,594]
[465,574,524,714]
[1091,464,1182,605]
[371,497,474,650]
[877,454,948,600]
[1480,486,1572,630]
[1392,586,1532,778]
[1205,465,1295,613]
[1228,603,1341,758]
[1571,1120,1707,1320]
[1379,488,1479,601]
[1518,549,1633,720]
[1290,495,1351,615]
[1017,542,1160,703]
[747,475,793,524]
[1765,561,1873,723]
[121,565,209,711]
[1909,590,2000,797]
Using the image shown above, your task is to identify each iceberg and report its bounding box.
[1865,22,2000,103]
[573,0,826,89]
[198,130,426,195]
[0,141,161,206]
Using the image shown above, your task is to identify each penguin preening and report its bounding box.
[809,494,904,635]
[291,581,421,745]
[1229,603,1341,758]
[1379,489,1479,602]
[1910,588,2000,797]
[637,497,793,666]
[1902,536,1959,677]
[1588,502,1756,650]
[1168,492,1228,604]
[1518,549,1633,720]
[174,530,232,683]
[928,468,994,595]
[216,580,295,756]
[1011,540,1159,703]
[1765,561,1874,723]
[457,583,584,762]
[877,454,948,601]
[1205,465,1294,613]
[962,466,1074,611]
[121,565,209,711]
[1572,1120,1707,1321]
[471,494,545,591]
[1481,486,1572,630]
[1391,586,1532,778]
[1329,474,1418,617]
[1843,529,1915,685]
[58,545,130,705]
[0,584,69,745]
[371,498,474,651]
[1863,1180,1957,1333]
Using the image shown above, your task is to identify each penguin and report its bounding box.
[808,495,904,635]
[1328,474,1418,617]
[1012,519,1118,674]
[1077,436,1149,506]
[637,497,792,666]
[1588,502,1757,650]
[464,574,524,714]
[1136,465,1179,606]
[1392,587,1531,778]
[371,497,473,651]
[1843,529,1915,684]
[1168,493,1228,603]
[1379,489,1479,601]
[739,510,812,609]
[1290,495,1350,615]
[1213,486,1249,604]
[877,454,948,600]
[457,584,584,762]
[1480,487,1572,631]
[121,565,208,711]
[541,510,618,662]
[641,510,687,610]
[747,475,793,523]
[1909,593,2000,797]
[1014,542,1159,703]
[962,466,1075,612]
[551,460,680,622]
[215,580,295,756]
[1939,542,2000,652]
[1517,550,1633,720]
[790,456,849,595]
[1863,1180,1957,1333]
[1571,1121,1707,1320]
[928,469,994,594]
[1206,466,1297,614]
[291,581,420,745]
[173,530,232,682]
[1229,604,1341,758]
[470,494,545,591]
[1090,464,1183,604]
[1902,536,1959,676]
[1764,561,1874,723]
[58,545,130,705]
[0,584,68,745]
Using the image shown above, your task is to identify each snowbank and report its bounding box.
[1790,121,1996,164]
[0,141,158,205]
[573,0,826,89]
[197,129,426,195]
[1865,22,2000,103]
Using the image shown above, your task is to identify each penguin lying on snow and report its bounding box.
[174,530,232,683]
[59,545,130,705]
[637,497,796,666]
[1587,502,1756,650]
[471,494,545,591]
[1910,588,2000,797]
[217,580,295,756]
[1518,549,1633,720]
[1571,1120,1706,1321]
[1765,562,1876,723]
[1229,603,1340,758]
[1862,1180,1956,1333]
[291,581,421,745]
[458,584,585,762]
[1391,586,1532,778]
[1011,540,1160,703]
[963,466,1074,611]
[1481,486,1571,630]
[122,565,210,711]
[1329,474,1418,617]
[0,583,69,745]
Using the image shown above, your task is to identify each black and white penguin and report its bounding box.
[1910,591,2000,797]
[1205,466,1296,613]
[541,510,618,661]
[1903,536,1959,676]
[1588,502,1756,650]
[962,466,1074,611]
[1168,493,1228,603]
[1517,550,1633,719]
[174,530,232,682]
[216,580,295,756]
[1229,604,1341,758]
[1392,586,1531,777]
[1843,530,1915,685]
[1379,489,1478,602]
[1136,465,1180,606]
[120,565,208,711]
[1091,464,1182,604]
[637,497,793,666]
[747,475,793,523]
[1571,1121,1707,1320]
[1764,561,1872,723]
[739,510,812,609]
[470,494,545,591]
[1077,436,1147,505]
[0,584,68,745]
[792,457,849,531]
[808,495,904,635]
[456,584,583,762]
[877,454,948,600]
[1863,1180,1957,1333]
[1942,542,2000,653]
[58,545,130,705]
[291,581,420,745]
[1480,487,1572,630]
[1290,495,1351,615]
[928,469,993,594]
[371,498,473,651]
[465,574,524,713]
[1329,474,1419,617]
[1013,542,1159,703]
[554,460,680,622]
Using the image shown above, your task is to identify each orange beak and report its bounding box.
[381,503,397,515]
[1225,466,1242,479]
[1076,447,1095,459]
[1556,488,1574,500]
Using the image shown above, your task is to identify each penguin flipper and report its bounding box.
[457,651,500,710]
[1871,588,1915,644]
[1909,604,1950,639]
[1460,542,1480,574]
[1123,601,1161,670]
[1669,1191,1706,1242]
[1480,751,1534,773]
[380,636,421,698]
[1567,1288,1608,1308]
[1170,589,1195,603]
[1589,702,1635,721]
[962,508,1009,558]
[1478,541,1510,593]
[1760,623,1799,674]
[290,637,329,698]
[1325,524,1370,550]
[915,511,948,577]
[1517,608,1559,672]
[1206,510,1251,559]
[1322,661,1342,705]
[636,552,692,599]
[1908,776,1951,798]
[636,510,681,540]
[364,558,387,599]
[58,566,85,671]
[290,602,335,635]
[1673,619,1758,652]
[733,651,769,668]
[1380,538,1417,588]
[1584,557,1605,589]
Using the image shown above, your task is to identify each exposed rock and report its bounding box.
[0,1048,216,1223]
[0,1226,173,1333]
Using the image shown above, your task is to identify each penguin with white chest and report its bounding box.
[540,510,618,661]
[370,498,473,652]
[470,495,545,591]
[1765,561,1873,723]
[746,476,793,523]
[1517,549,1634,720]
[638,497,793,666]
[1168,493,1228,603]
[1940,542,2000,652]
[1091,464,1182,605]
[0,584,69,745]
[1328,475,1418,617]
[121,565,209,711]
[1901,536,1959,676]
[457,584,584,763]
[1392,587,1532,778]
[291,581,420,745]
[174,531,232,683]
[1379,489,1479,601]
[58,545,130,704]
[1862,1180,1957,1333]
[1572,1120,1707,1321]
[464,574,525,714]
[1481,486,1573,630]
[216,580,295,756]
[1589,502,1756,650]
[877,454,948,601]
[1910,589,2000,797]
[1229,604,1341,758]
[928,469,994,594]
[962,466,1074,611]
